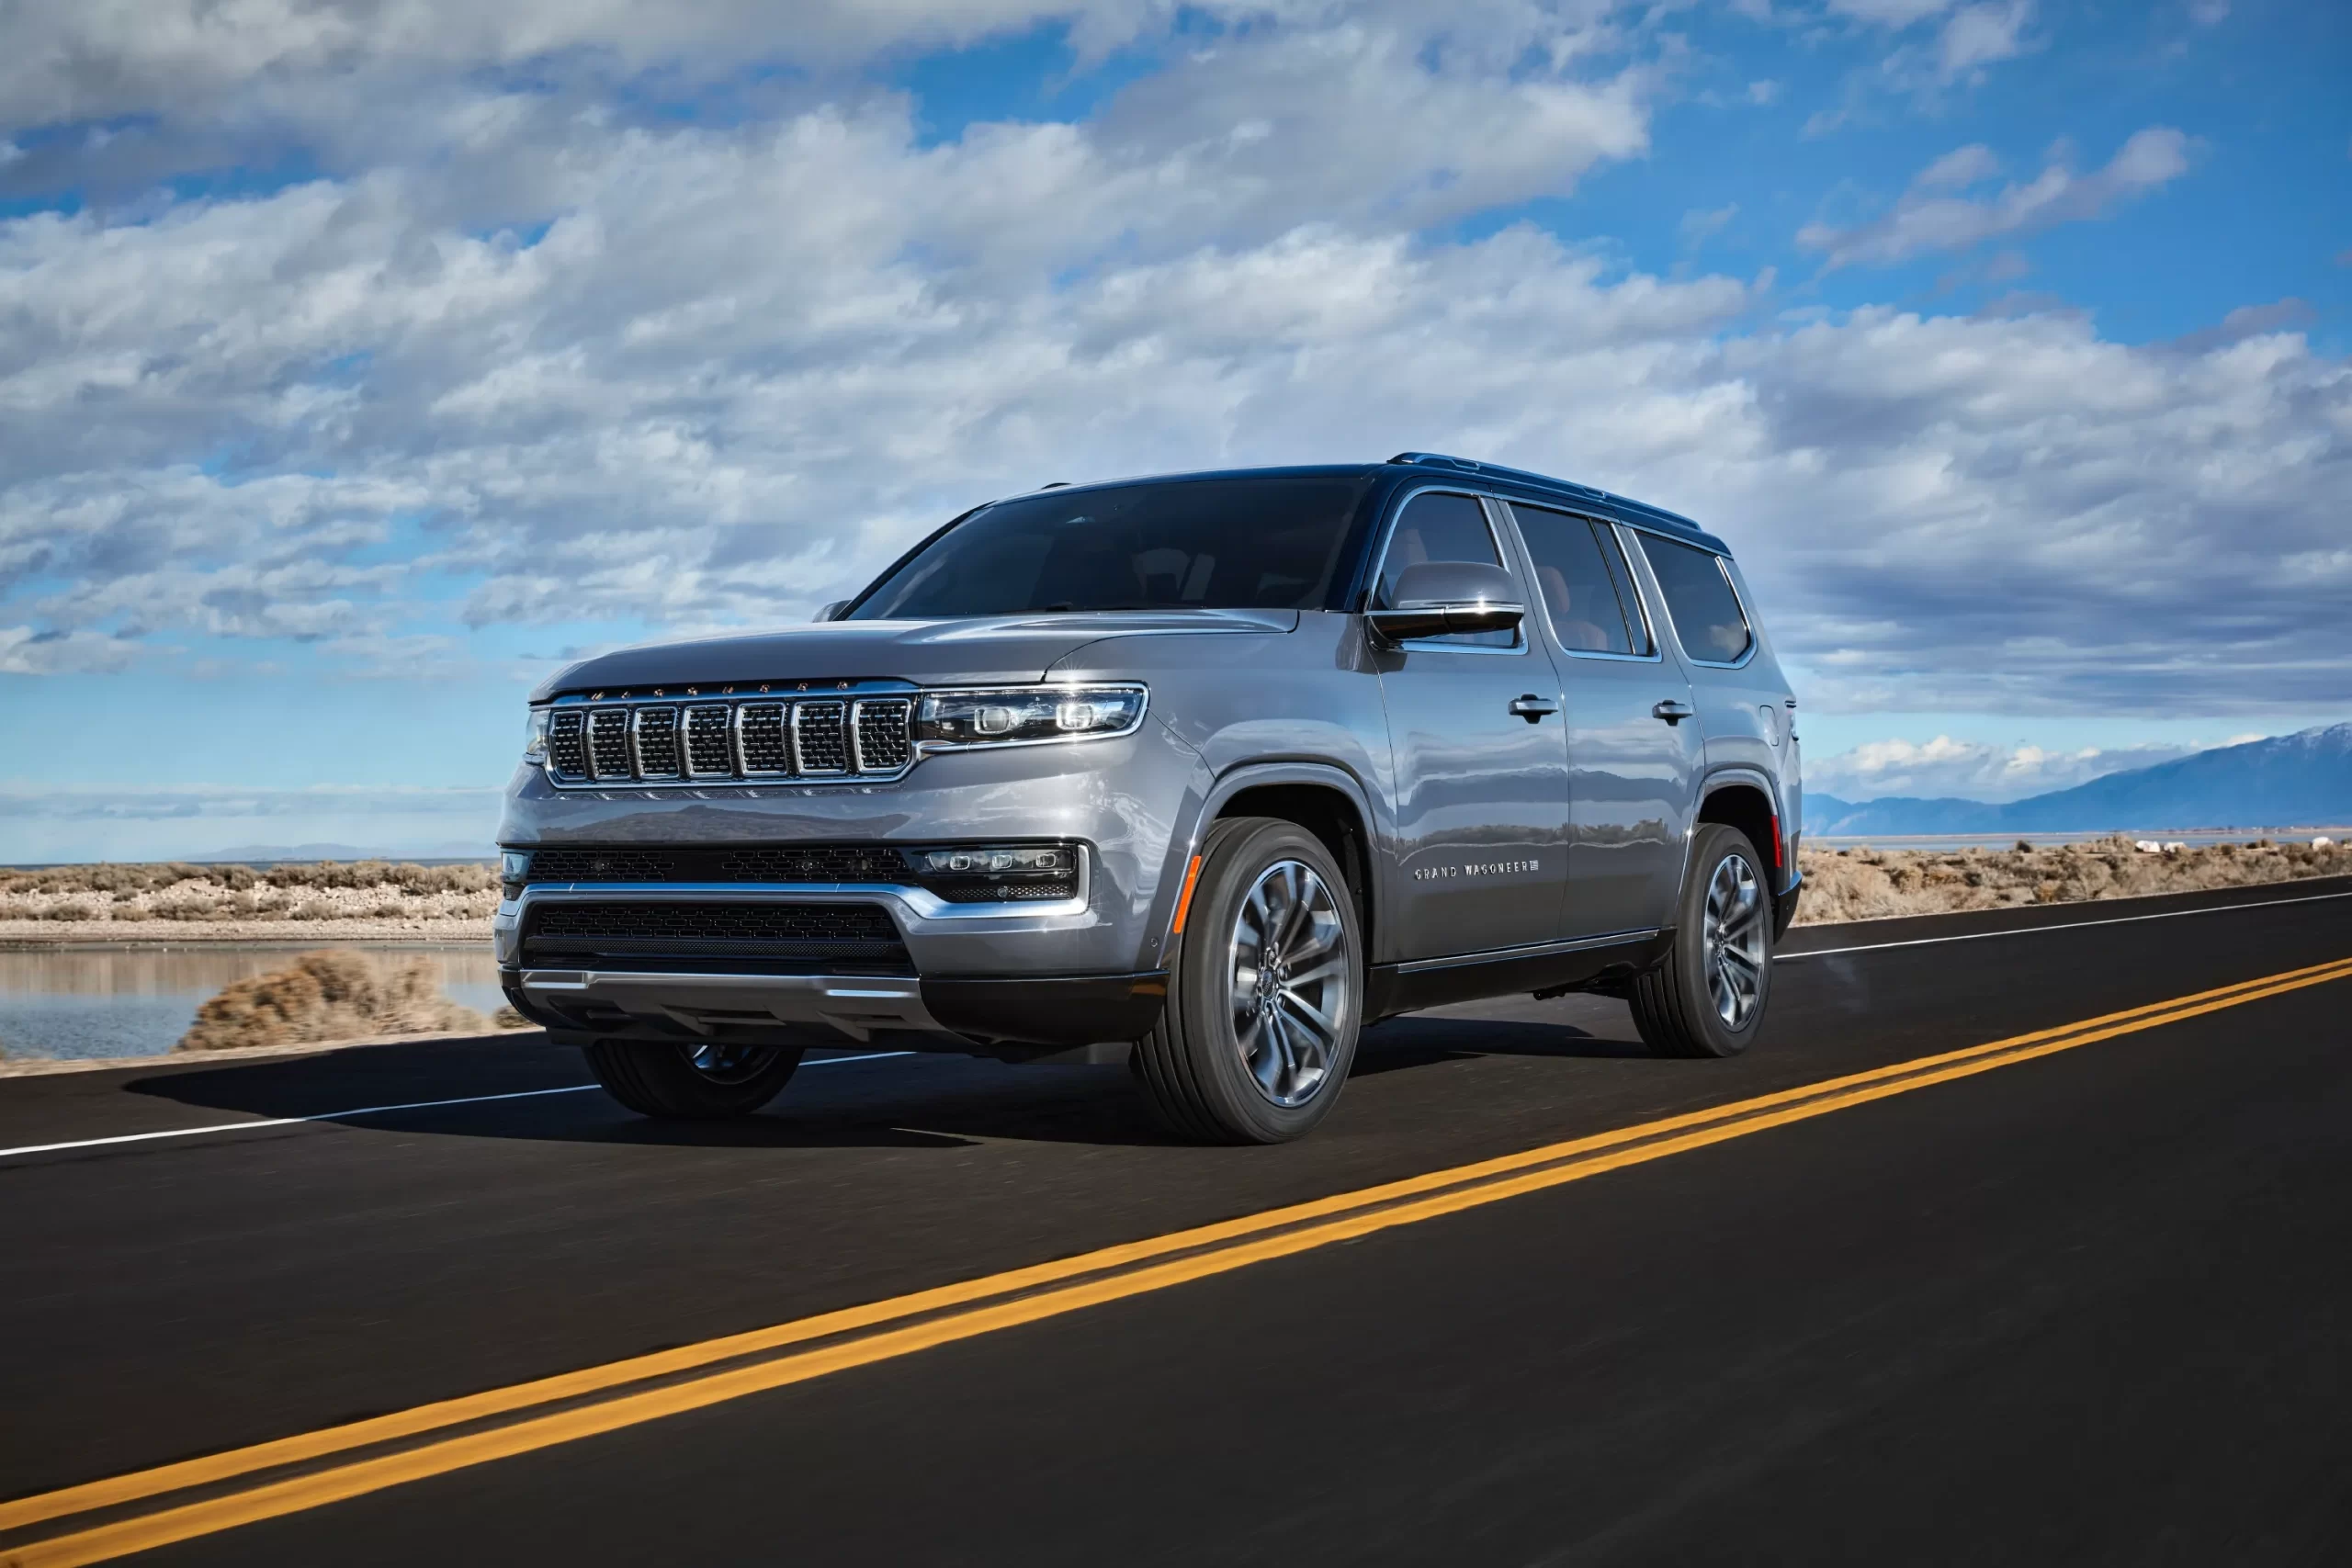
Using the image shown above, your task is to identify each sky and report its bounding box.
[0,0,2346,860]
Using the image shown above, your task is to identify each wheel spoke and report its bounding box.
[1222,855,1355,1110]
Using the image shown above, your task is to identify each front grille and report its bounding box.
[523,849,684,882]
[633,707,681,779]
[587,709,632,779]
[684,705,732,775]
[854,699,913,771]
[794,701,849,773]
[538,689,916,785]
[548,710,588,777]
[522,900,910,971]
[517,843,1081,903]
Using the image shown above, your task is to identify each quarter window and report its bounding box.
[1636,535,1752,663]
[1511,504,1651,657]
[1375,491,1516,648]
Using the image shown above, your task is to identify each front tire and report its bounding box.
[1629,822,1773,1059]
[1133,818,1363,1144]
[583,1040,805,1119]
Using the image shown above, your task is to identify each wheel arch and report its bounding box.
[1693,767,1789,902]
[1173,763,1381,964]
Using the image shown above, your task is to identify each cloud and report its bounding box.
[1679,203,1739,246]
[1798,127,2192,266]
[1936,0,2033,80]
[0,3,2344,735]
[1826,0,1956,24]
[1806,735,2201,802]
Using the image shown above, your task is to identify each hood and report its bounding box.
[530,609,1301,700]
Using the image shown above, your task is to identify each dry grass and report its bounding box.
[0,862,498,928]
[176,949,492,1052]
[1793,836,2352,925]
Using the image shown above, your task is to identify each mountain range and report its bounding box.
[1808,723,2352,837]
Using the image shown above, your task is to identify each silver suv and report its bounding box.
[496,454,1802,1143]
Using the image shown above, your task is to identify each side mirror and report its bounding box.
[815,600,848,622]
[1364,561,1524,644]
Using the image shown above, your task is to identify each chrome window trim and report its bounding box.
[1623,525,1757,670]
[1361,484,1531,658]
[1493,501,1666,666]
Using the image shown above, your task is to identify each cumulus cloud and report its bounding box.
[1936,0,2033,79]
[0,0,2345,732]
[1806,735,2201,803]
[1799,127,2192,266]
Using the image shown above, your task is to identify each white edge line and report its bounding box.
[0,1050,916,1161]
[1779,887,2352,961]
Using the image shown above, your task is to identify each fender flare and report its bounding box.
[1148,760,1388,966]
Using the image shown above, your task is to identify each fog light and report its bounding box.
[910,844,1079,902]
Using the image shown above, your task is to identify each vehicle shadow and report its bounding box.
[119,1011,1642,1151]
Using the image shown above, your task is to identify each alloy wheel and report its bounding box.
[1702,852,1767,1028]
[1226,858,1352,1108]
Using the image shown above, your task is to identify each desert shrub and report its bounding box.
[40,898,104,921]
[177,950,488,1051]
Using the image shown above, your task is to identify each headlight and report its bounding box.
[523,707,551,761]
[500,851,530,901]
[913,684,1147,749]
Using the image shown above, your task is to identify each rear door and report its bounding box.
[1371,490,1571,961]
[1501,502,1701,940]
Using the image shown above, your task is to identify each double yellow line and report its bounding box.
[6,953,2349,1567]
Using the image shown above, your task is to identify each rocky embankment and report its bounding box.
[0,861,497,942]
[1792,835,2350,924]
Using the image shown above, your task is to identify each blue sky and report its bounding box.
[0,0,2346,858]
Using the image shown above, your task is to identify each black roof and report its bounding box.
[1016,454,1728,553]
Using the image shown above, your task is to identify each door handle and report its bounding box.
[1652,699,1694,725]
[1509,694,1559,723]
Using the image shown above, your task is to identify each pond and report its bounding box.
[0,944,505,1062]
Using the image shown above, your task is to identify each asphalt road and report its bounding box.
[4,875,2349,1566]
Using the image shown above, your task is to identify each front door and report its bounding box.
[1372,491,1571,960]
[1501,502,1701,940]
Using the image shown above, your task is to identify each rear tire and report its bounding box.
[1133,817,1363,1144]
[583,1040,805,1119]
[1630,822,1773,1059]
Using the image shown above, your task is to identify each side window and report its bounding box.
[1636,535,1752,663]
[1375,491,1516,648]
[1511,504,1652,657]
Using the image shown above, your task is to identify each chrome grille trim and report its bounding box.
[536,687,917,789]
[853,697,913,772]
[548,710,589,781]
[793,700,849,775]
[630,706,682,780]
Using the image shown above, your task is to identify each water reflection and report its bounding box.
[0,944,502,1061]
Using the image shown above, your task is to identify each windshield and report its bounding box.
[845,475,1373,619]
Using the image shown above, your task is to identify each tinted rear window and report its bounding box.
[1512,503,1651,657]
[847,477,1370,619]
[1636,535,1751,662]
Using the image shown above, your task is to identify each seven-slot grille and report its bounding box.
[540,694,917,784]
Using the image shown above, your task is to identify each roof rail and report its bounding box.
[1385,451,1605,501]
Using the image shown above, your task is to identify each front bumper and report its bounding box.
[503,964,1168,1052]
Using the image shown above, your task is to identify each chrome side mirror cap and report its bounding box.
[1365,561,1525,643]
